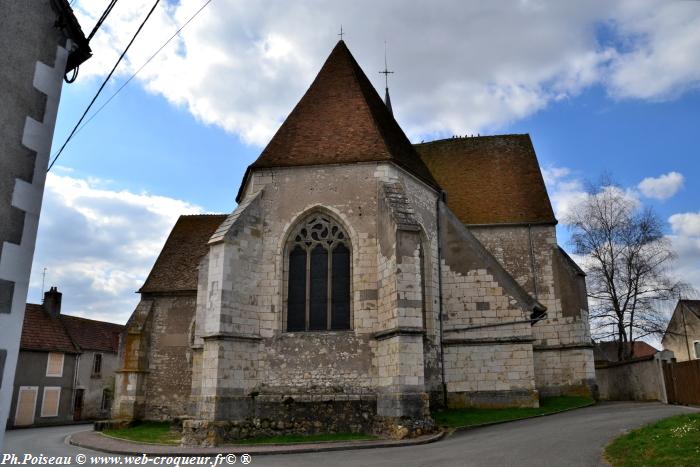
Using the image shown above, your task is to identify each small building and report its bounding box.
[62,314,122,420]
[662,300,700,362]
[593,341,658,367]
[8,288,122,427]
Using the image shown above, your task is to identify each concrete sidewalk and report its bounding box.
[68,430,445,456]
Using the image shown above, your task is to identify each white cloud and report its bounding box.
[29,174,203,324]
[68,0,700,147]
[606,0,700,100]
[669,212,700,238]
[667,211,700,296]
[638,171,684,200]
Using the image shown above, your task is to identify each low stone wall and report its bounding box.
[596,352,672,402]
[181,395,434,446]
[447,389,539,409]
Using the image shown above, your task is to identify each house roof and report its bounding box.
[61,315,123,353]
[593,341,658,363]
[414,134,557,225]
[20,304,124,354]
[139,214,227,293]
[52,0,92,72]
[678,300,700,319]
[20,304,79,353]
[237,40,439,202]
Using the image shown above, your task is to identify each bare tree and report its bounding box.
[566,180,687,360]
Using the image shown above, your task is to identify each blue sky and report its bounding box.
[31,0,700,325]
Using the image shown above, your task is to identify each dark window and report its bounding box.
[331,244,350,330]
[286,214,351,331]
[92,353,102,377]
[101,388,112,412]
[309,245,328,330]
[287,246,307,331]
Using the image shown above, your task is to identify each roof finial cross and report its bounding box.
[379,41,394,89]
[338,25,344,41]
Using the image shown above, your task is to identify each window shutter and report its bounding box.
[41,387,61,417]
[46,353,64,377]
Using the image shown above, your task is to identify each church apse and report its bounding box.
[110,39,595,446]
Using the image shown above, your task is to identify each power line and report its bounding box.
[69,0,214,143]
[48,0,162,172]
[87,0,119,42]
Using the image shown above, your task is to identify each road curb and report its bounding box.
[68,430,446,456]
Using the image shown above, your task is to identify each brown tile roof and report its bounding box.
[415,134,556,225]
[20,304,79,353]
[139,214,227,293]
[237,40,439,202]
[594,341,658,363]
[61,315,123,353]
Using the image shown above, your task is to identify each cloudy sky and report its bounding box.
[33,0,700,324]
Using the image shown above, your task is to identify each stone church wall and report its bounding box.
[185,162,442,442]
[438,206,539,408]
[470,225,595,396]
[142,294,196,420]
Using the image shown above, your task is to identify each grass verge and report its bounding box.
[229,432,380,445]
[103,422,181,445]
[604,413,700,467]
[103,422,379,446]
[433,395,594,428]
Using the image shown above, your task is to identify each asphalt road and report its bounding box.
[2,402,697,467]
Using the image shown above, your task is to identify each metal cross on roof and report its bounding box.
[338,25,344,40]
[379,41,394,89]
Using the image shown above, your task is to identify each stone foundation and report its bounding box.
[181,395,434,446]
[447,389,540,409]
[536,380,598,399]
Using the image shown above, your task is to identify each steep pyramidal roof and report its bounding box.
[239,41,439,200]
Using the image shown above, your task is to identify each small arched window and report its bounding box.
[286,213,351,331]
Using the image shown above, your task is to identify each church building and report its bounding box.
[112,40,596,446]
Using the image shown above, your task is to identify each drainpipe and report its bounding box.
[436,191,447,407]
[72,353,80,420]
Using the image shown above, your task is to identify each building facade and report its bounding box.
[113,41,595,446]
[662,300,700,362]
[8,288,122,427]
[0,0,90,446]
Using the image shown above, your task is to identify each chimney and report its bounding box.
[43,286,62,317]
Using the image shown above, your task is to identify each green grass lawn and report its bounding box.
[605,413,700,467]
[433,395,594,428]
[228,432,380,445]
[103,422,181,445]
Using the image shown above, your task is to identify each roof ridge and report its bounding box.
[180,213,228,218]
[61,313,124,327]
[415,134,531,146]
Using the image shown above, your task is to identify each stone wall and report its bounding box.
[438,205,540,407]
[113,294,196,421]
[187,162,439,442]
[470,224,595,396]
[596,352,671,402]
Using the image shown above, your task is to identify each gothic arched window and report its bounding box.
[286,214,351,331]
